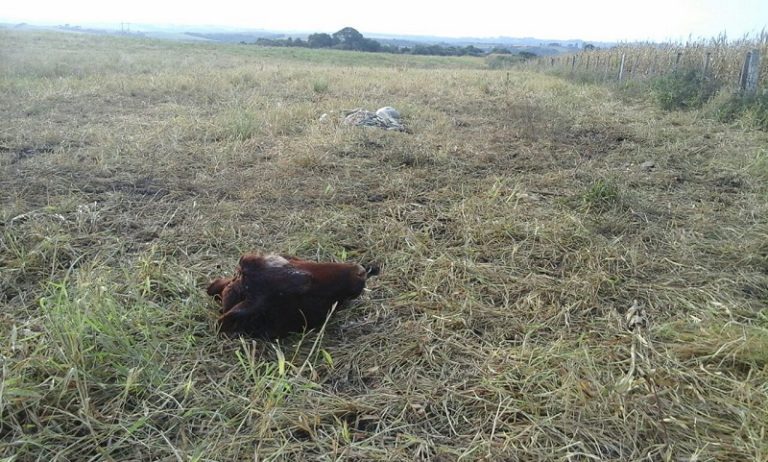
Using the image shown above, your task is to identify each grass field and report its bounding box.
[2,29,768,461]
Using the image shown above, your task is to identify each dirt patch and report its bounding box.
[554,125,635,158]
[79,176,170,198]
[713,174,746,193]
[1,144,57,164]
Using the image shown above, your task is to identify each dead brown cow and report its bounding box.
[207,253,379,338]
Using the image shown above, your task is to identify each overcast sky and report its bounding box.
[2,0,766,42]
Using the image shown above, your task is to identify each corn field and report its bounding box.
[521,32,768,90]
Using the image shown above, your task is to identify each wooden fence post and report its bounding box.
[740,49,761,96]
[703,52,711,75]
[586,55,591,70]
[674,52,683,70]
[571,55,577,72]
[618,53,626,81]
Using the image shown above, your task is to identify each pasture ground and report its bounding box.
[2,30,768,461]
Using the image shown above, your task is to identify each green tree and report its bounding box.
[308,33,335,48]
[332,27,364,49]
[358,38,382,52]
[461,45,484,56]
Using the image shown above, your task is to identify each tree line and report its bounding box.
[252,27,490,57]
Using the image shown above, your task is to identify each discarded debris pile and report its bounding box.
[342,107,406,131]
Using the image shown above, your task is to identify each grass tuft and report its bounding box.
[580,178,622,212]
[312,79,329,94]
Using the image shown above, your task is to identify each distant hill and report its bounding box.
[0,21,614,53]
[184,32,284,43]
[367,33,614,50]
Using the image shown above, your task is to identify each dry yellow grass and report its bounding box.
[2,29,768,461]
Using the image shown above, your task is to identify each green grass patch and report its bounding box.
[580,178,622,212]
[711,91,768,131]
[651,67,721,110]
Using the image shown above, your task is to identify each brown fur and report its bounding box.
[206,253,376,338]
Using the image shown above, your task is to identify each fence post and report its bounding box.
[703,52,711,75]
[586,55,590,70]
[740,49,761,96]
[674,52,683,70]
[618,53,626,81]
[571,55,577,72]
[550,57,555,66]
